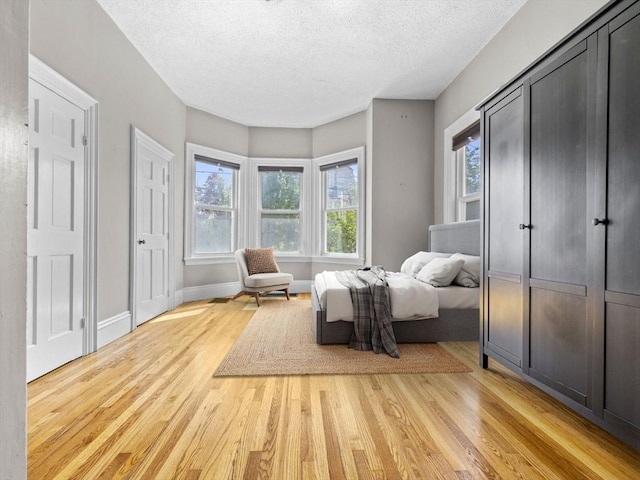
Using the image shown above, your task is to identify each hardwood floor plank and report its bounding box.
[27,297,640,479]
[355,379,405,480]
[352,449,376,480]
[319,389,349,479]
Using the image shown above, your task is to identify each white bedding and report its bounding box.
[314,271,478,323]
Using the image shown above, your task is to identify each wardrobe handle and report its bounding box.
[592,218,608,226]
[519,224,531,230]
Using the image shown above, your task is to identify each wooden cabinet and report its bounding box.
[479,0,640,450]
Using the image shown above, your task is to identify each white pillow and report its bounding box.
[450,253,480,288]
[400,251,452,276]
[415,257,465,287]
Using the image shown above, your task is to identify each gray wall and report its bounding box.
[30,0,187,320]
[0,2,28,477]
[249,127,312,158]
[370,99,434,271]
[186,106,249,156]
[312,111,367,158]
[433,0,608,224]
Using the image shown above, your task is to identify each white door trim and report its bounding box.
[130,126,175,328]
[29,55,99,354]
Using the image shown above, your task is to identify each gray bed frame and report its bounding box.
[312,220,480,344]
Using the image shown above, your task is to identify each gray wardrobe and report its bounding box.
[479,0,640,450]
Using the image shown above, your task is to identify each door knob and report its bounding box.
[138,239,146,245]
[592,218,608,226]
[519,224,531,230]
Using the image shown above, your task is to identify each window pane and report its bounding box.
[464,138,481,195]
[194,208,232,253]
[326,164,358,209]
[326,210,357,254]
[195,160,233,207]
[261,171,300,210]
[261,213,300,252]
[465,200,480,221]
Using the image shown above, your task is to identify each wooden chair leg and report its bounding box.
[284,288,290,301]
[231,291,244,302]
[253,293,260,307]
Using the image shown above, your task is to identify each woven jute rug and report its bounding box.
[214,299,472,376]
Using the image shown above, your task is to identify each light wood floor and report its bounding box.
[28,294,640,479]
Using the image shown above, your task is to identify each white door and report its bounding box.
[27,79,86,381]
[132,128,172,325]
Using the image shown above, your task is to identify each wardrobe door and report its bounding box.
[527,39,596,406]
[600,5,640,437]
[482,88,524,369]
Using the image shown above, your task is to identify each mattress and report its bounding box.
[314,271,478,323]
[315,271,477,323]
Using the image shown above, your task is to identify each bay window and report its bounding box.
[184,144,365,264]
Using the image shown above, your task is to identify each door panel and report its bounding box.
[133,129,172,325]
[606,13,640,296]
[527,43,593,404]
[529,288,588,404]
[487,277,523,366]
[487,94,524,276]
[605,302,640,428]
[27,79,85,381]
[530,50,587,286]
[484,90,524,368]
[603,9,640,433]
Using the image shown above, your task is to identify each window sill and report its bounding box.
[183,254,365,267]
[184,255,235,266]
[311,255,365,266]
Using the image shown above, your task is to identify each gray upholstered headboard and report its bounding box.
[428,220,480,256]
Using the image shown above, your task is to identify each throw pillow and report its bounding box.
[245,248,279,275]
[400,251,452,276]
[450,253,480,287]
[415,257,465,287]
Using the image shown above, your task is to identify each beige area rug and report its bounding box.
[214,299,472,376]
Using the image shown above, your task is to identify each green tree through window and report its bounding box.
[324,162,358,254]
[194,159,236,253]
[260,169,302,252]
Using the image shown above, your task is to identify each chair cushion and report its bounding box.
[245,272,294,288]
[245,248,279,275]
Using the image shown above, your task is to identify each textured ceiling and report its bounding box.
[96,0,526,128]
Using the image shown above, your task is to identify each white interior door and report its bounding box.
[132,128,173,325]
[27,79,86,381]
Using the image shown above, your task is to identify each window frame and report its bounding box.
[314,146,365,263]
[443,109,481,223]
[247,157,312,259]
[184,143,246,265]
[455,136,481,222]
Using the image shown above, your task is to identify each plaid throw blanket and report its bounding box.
[335,266,399,358]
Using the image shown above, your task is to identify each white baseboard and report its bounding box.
[97,311,132,349]
[173,289,184,309]
[179,279,312,303]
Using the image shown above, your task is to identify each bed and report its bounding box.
[311,220,480,345]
